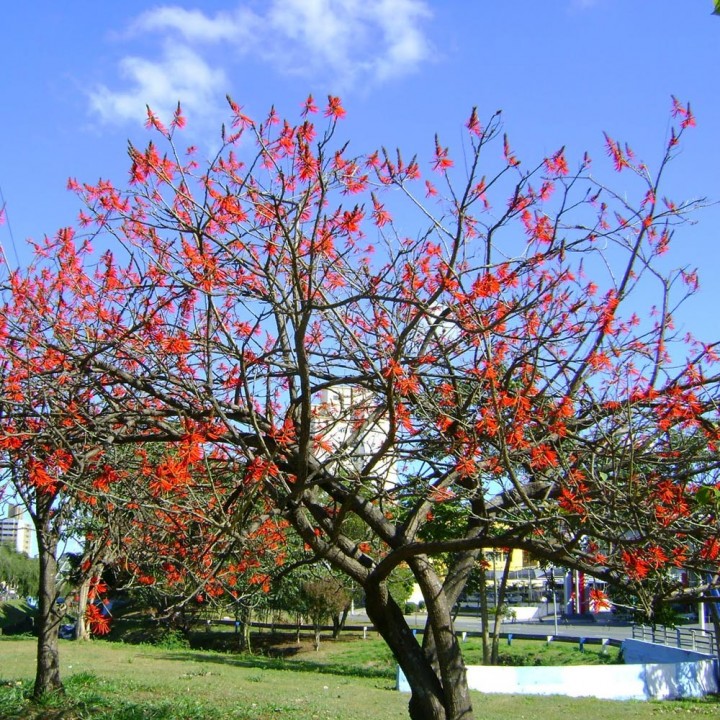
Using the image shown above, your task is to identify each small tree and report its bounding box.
[300,577,351,650]
[0,259,142,694]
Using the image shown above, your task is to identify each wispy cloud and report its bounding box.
[129,6,257,43]
[569,0,603,9]
[90,44,228,128]
[262,0,432,84]
[88,0,433,127]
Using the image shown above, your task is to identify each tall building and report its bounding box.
[0,504,33,555]
[312,386,397,487]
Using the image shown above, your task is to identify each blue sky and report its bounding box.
[0,1,718,333]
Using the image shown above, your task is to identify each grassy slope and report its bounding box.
[0,600,34,632]
[0,637,407,720]
[0,635,718,720]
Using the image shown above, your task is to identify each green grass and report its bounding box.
[0,635,718,720]
[471,636,623,666]
[180,626,622,669]
[0,637,406,720]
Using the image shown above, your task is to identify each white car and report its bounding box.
[504,594,523,604]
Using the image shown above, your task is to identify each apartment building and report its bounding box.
[0,504,33,556]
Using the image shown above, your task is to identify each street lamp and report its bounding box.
[547,567,559,636]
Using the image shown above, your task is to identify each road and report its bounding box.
[345,606,707,646]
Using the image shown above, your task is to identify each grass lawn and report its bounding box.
[0,634,718,720]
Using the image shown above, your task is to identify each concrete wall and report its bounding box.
[462,661,717,700]
[397,643,718,700]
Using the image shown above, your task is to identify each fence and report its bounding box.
[632,624,717,656]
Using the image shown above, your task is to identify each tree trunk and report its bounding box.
[74,575,91,641]
[487,553,512,664]
[365,582,447,720]
[332,602,350,638]
[365,567,478,720]
[412,557,474,720]
[478,565,491,664]
[236,604,253,653]
[33,531,64,698]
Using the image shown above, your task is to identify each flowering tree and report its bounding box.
[111,443,292,647]
[0,252,141,694]
[3,95,720,719]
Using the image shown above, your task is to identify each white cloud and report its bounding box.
[89,43,227,128]
[129,6,258,44]
[569,0,602,9]
[89,0,433,127]
[263,0,432,85]
[369,0,433,81]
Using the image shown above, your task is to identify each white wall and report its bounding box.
[461,660,718,700]
[397,643,718,701]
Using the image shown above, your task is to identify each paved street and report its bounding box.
[346,606,633,640]
[451,612,635,642]
[345,606,713,648]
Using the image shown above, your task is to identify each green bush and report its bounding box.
[154,628,190,649]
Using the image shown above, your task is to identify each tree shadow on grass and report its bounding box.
[147,649,394,681]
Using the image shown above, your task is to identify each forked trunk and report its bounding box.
[413,559,474,720]
[33,532,64,698]
[364,580,474,720]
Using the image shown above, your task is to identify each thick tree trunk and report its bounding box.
[418,522,486,673]
[284,499,475,718]
[411,558,474,720]
[365,582,448,720]
[33,531,64,698]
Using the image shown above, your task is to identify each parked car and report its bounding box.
[58,623,76,640]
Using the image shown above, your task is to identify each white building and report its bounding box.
[0,504,33,555]
[312,386,397,488]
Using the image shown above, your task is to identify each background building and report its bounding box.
[0,504,33,556]
[312,386,398,487]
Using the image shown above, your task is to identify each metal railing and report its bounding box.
[632,624,717,656]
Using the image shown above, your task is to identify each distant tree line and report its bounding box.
[0,543,38,598]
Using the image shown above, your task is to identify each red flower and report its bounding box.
[588,588,611,612]
[85,603,111,635]
[301,94,318,116]
[432,135,453,172]
[325,96,346,120]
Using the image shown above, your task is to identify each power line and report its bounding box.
[0,184,21,271]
